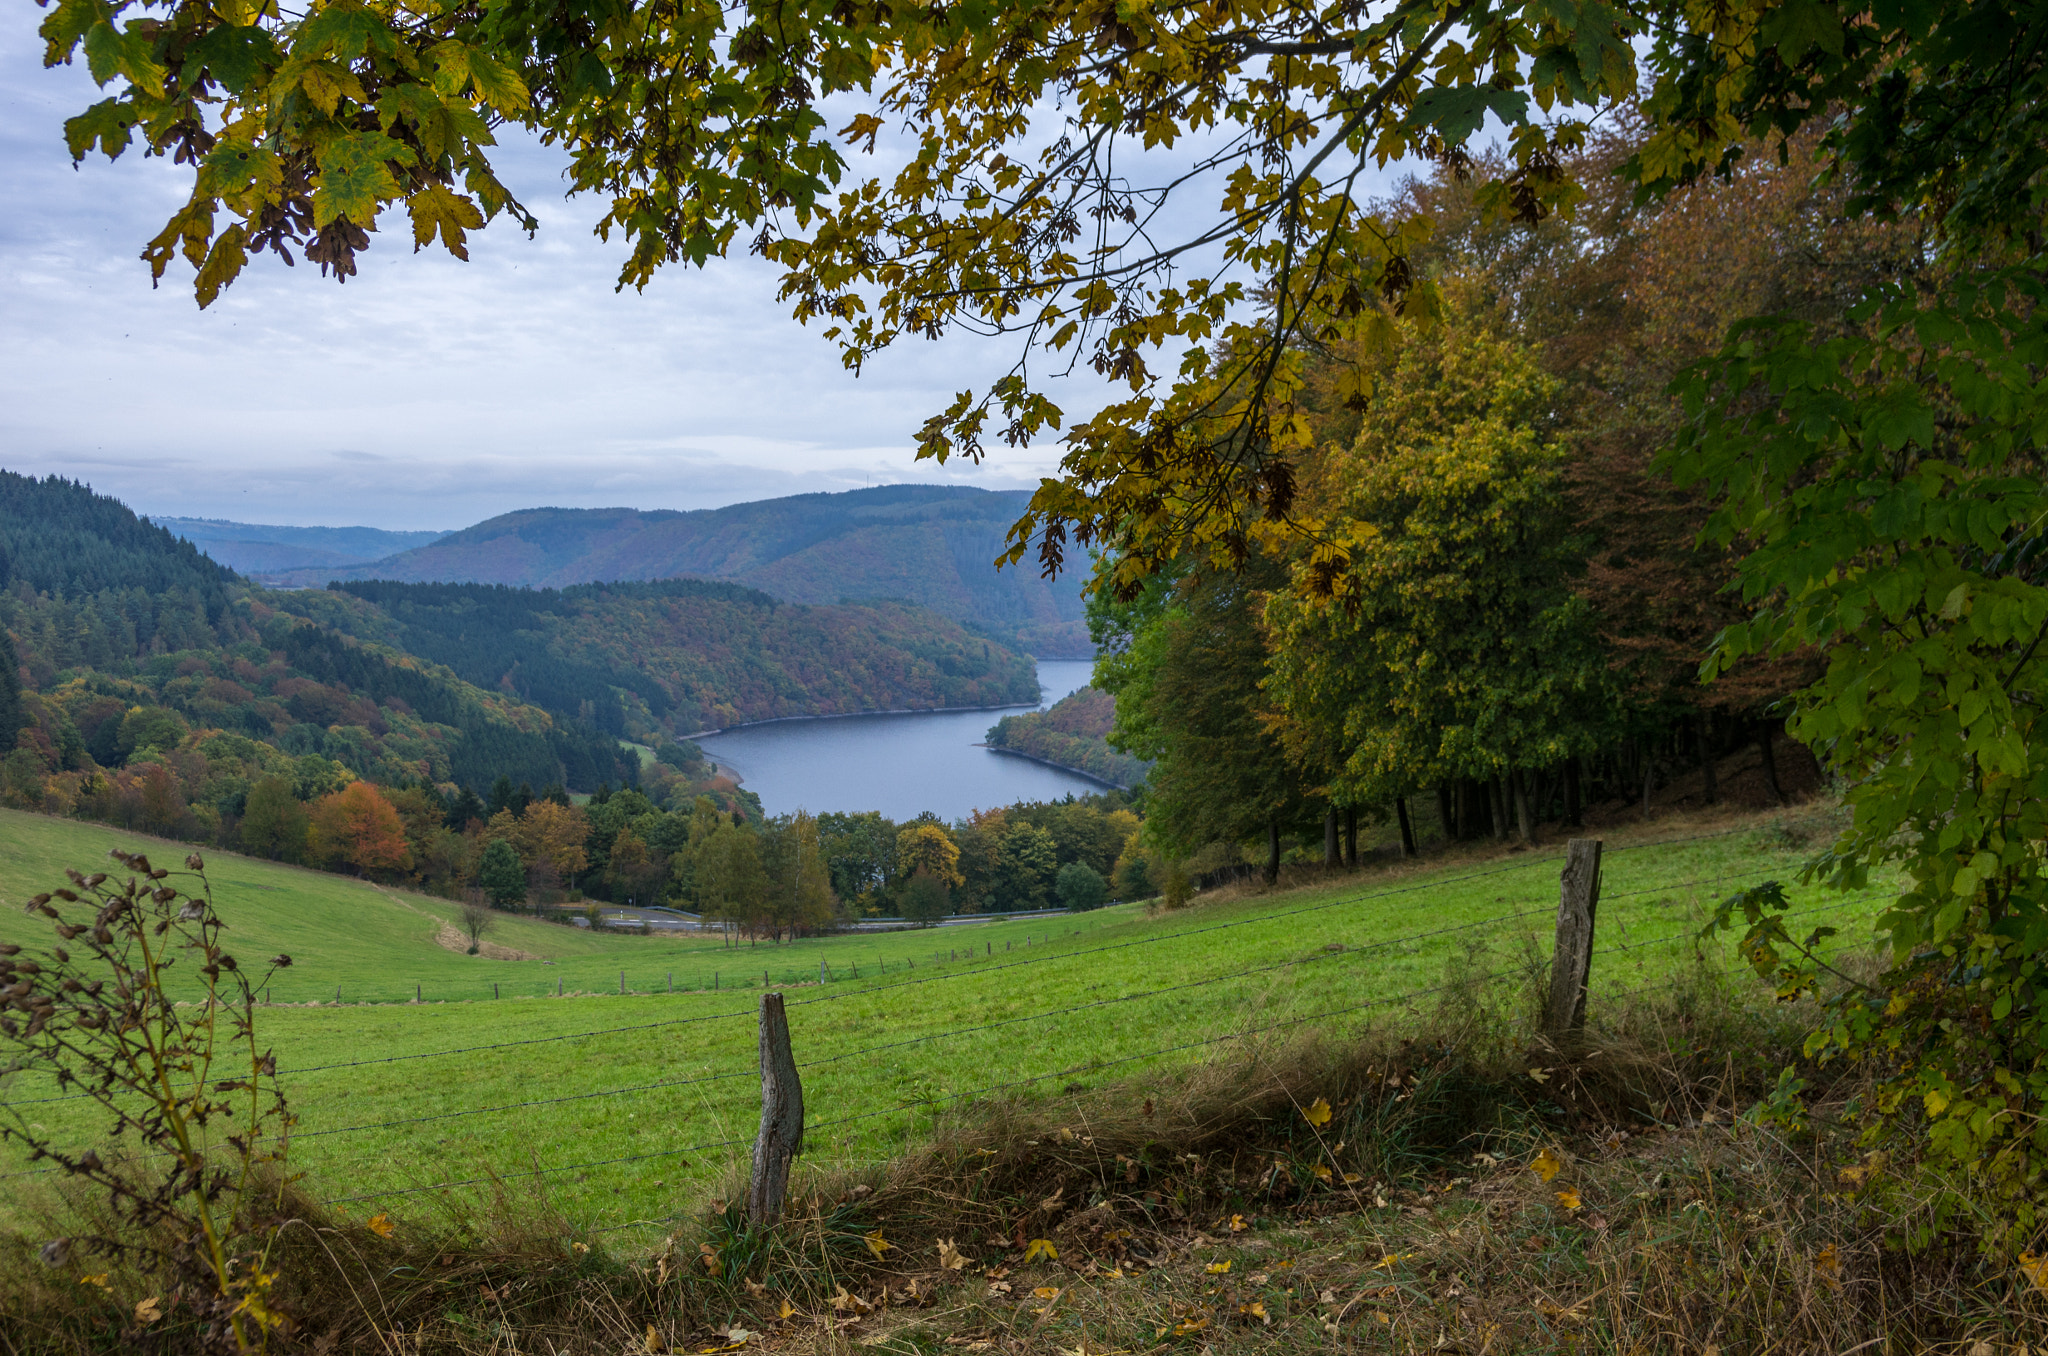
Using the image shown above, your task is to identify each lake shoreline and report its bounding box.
[679,699,1042,742]
[976,744,1132,791]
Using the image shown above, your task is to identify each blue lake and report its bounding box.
[693,659,1105,820]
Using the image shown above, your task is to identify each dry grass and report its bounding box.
[6,947,2045,1355]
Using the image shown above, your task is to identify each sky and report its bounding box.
[0,14,1093,531]
[0,14,1415,534]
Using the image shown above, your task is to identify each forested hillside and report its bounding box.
[986,688,1151,789]
[296,578,1039,735]
[261,486,1091,655]
[157,518,449,574]
[1,475,1046,904]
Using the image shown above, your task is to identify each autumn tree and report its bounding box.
[895,822,964,892]
[990,823,1060,912]
[763,811,837,939]
[1265,293,1603,842]
[695,820,771,944]
[308,782,412,877]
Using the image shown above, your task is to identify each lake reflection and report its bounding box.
[694,659,1103,820]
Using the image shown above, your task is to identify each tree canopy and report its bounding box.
[46,0,2042,585]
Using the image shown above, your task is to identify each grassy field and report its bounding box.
[0,803,1894,1243]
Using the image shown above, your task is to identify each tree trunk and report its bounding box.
[1264,819,1281,885]
[1344,807,1359,866]
[1488,776,1510,841]
[1323,808,1339,866]
[1638,738,1654,818]
[1436,784,1454,844]
[1757,723,1785,805]
[1511,767,1534,842]
[1395,797,1417,857]
[1563,758,1583,828]
[1697,713,1719,804]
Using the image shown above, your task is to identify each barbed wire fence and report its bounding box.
[0,828,1886,1236]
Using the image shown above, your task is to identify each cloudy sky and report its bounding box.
[0,13,1113,531]
[1,13,1424,533]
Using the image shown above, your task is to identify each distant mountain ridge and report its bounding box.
[155,518,449,574]
[256,485,1091,656]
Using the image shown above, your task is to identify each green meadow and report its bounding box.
[0,806,1894,1242]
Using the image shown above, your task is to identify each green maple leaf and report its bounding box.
[188,24,282,96]
[313,132,414,227]
[82,20,165,98]
[65,97,136,161]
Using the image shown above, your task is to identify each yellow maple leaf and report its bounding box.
[2020,1252,2048,1293]
[1531,1148,1563,1183]
[134,1297,162,1324]
[646,1323,665,1353]
[1033,1286,1062,1299]
[1343,1173,1363,1185]
[1206,1261,1231,1274]
[1816,1244,1840,1275]
[1312,1164,1332,1182]
[366,1212,396,1239]
[1023,1238,1058,1263]
[78,1273,109,1289]
[863,1230,893,1259]
[1240,1300,1270,1324]
[937,1238,971,1270]
[1555,1189,1583,1211]
[1228,1213,1249,1232]
[1372,1253,1411,1271]
[777,1298,797,1320]
[1302,1096,1333,1127]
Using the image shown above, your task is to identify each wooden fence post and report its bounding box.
[748,991,804,1228]
[1546,839,1603,1042]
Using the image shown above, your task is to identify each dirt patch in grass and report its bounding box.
[433,920,545,962]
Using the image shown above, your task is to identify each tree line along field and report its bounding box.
[0,802,1892,1241]
[0,809,1123,1005]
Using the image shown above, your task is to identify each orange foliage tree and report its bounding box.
[308,782,413,878]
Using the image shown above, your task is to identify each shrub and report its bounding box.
[1056,861,1108,911]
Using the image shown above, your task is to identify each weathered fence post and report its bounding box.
[1546,838,1603,1042]
[820,959,827,985]
[748,991,804,1227]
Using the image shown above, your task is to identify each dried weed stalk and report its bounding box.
[0,851,294,1352]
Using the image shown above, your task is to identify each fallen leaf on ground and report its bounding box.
[1556,1189,1583,1211]
[78,1274,108,1289]
[863,1231,893,1259]
[2019,1252,2048,1293]
[1241,1301,1270,1324]
[134,1297,162,1324]
[1023,1238,1058,1263]
[1531,1148,1563,1183]
[1372,1253,1411,1271]
[366,1213,395,1239]
[1206,1261,1231,1274]
[777,1299,797,1320]
[938,1238,971,1270]
[1033,1286,1061,1299]
[1303,1096,1333,1127]
[644,1324,664,1353]
[1229,1213,1248,1232]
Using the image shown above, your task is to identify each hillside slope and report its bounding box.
[986,686,1152,788]
[288,578,1040,736]
[262,486,1091,655]
[157,517,449,574]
